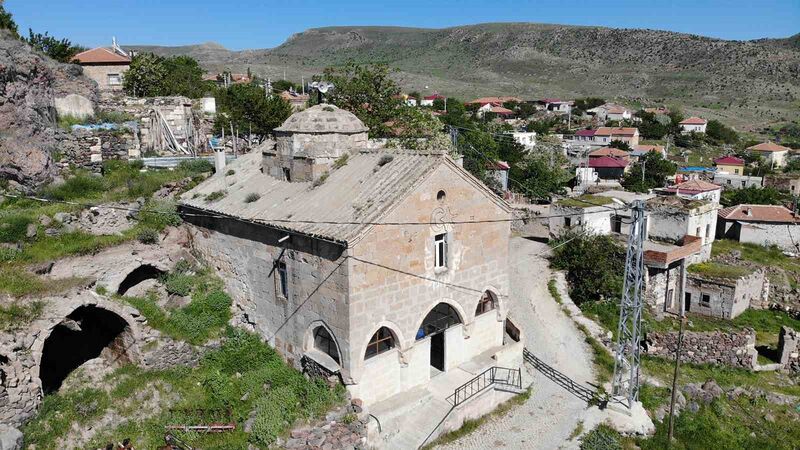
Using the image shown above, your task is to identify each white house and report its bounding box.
[660,179,722,204]
[747,141,791,168]
[506,131,536,150]
[420,93,446,107]
[589,103,632,122]
[679,117,708,134]
[717,205,800,253]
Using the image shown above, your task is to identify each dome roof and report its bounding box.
[275,104,368,134]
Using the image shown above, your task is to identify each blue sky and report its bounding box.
[6,0,799,50]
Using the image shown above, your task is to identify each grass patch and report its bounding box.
[205,190,226,202]
[421,388,531,449]
[687,262,752,279]
[244,192,261,203]
[556,194,614,208]
[638,384,670,411]
[548,278,563,304]
[712,240,800,274]
[580,423,624,450]
[23,328,345,449]
[0,268,86,297]
[0,300,45,331]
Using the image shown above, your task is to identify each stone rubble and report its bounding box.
[644,329,758,369]
[281,400,369,450]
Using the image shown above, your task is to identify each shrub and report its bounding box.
[250,386,300,447]
[580,424,622,450]
[177,158,214,174]
[244,193,261,203]
[312,172,329,187]
[205,190,226,202]
[550,230,625,305]
[0,213,34,243]
[39,172,106,201]
[162,271,193,296]
[136,227,159,244]
[137,200,182,230]
[377,155,394,167]
[226,169,235,176]
[332,153,349,169]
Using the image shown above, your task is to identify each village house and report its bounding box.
[279,90,310,111]
[589,147,630,160]
[536,98,572,114]
[684,264,766,319]
[631,144,666,159]
[717,204,800,253]
[572,127,640,147]
[588,156,628,180]
[505,131,536,150]
[203,72,252,87]
[764,172,800,194]
[588,103,632,122]
[712,173,763,190]
[179,105,522,415]
[747,141,791,168]
[659,179,722,204]
[467,96,522,108]
[72,39,131,92]
[678,117,707,134]
[420,93,446,107]
[713,156,745,175]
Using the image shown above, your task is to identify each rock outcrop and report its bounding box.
[0,30,97,190]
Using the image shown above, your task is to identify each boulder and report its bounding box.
[0,424,23,450]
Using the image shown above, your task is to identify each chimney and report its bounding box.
[745,207,752,217]
[214,148,226,174]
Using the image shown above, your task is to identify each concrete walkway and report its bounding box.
[436,237,595,450]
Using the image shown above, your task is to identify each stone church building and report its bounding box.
[180,105,523,409]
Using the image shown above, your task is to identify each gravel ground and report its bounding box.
[436,237,595,450]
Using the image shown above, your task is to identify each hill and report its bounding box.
[131,23,800,131]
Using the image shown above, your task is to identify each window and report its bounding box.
[705,224,711,241]
[700,294,711,307]
[365,327,395,359]
[313,327,340,363]
[107,73,121,85]
[476,291,497,316]
[734,169,739,174]
[276,260,288,298]
[726,179,732,185]
[696,226,701,239]
[741,181,746,188]
[611,215,622,233]
[282,167,291,182]
[434,233,448,269]
[437,190,446,202]
[564,217,572,227]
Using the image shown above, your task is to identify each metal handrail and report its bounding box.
[446,366,523,407]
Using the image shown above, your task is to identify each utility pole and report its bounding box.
[611,199,647,408]
[667,259,688,448]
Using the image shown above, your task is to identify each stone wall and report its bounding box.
[684,270,765,319]
[778,326,799,373]
[59,128,140,172]
[644,329,758,369]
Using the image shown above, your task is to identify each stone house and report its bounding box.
[683,264,766,319]
[717,204,800,253]
[678,117,707,134]
[179,105,522,410]
[660,179,722,204]
[72,44,131,92]
[764,172,800,195]
[747,142,791,168]
[712,173,762,190]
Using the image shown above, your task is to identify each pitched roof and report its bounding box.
[595,127,638,136]
[72,47,131,64]
[540,98,569,104]
[589,156,628,168]
[719,204,800,223]
[633,144,665,153]
[664,179,721,194]
[489,106,514,115]
[713,156,745,166]
[589,147,630,158]
[467,96,522,105]
[488,160,510,170]
[180,149,508,244]
[575,129,596,137]
[747,141,791,153]
[679,117,707,125]
[423,94,446,100]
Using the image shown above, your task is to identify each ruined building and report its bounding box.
[180,105,523,413]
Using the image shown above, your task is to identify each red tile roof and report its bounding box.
[664,179,721,194]
[719,204,800,223]
[489,106,514,115]
[487,160,511,170]
[679,117,707,125]
[747,141,791,153]
[595,127,639,136]
[72,47,131,64]
[634,144,665,154]
[589,147,630,158]
[713,156,745,166]
[423,94,446,100]
[575,129,596,137]
[589,156,628,168]
[467,96,522,105]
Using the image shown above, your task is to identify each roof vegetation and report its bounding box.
[688,262,753,280]
[556,195,614,208]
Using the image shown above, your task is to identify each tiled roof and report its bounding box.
[489,106,514,115]
[664,179,721,194]
[713,156,745,166]
[540,98,569,104]
[488,160,511,170]
[595,127,638,136]
[589,147,629,158]
[423,94,446,100]
[72,47,131,64]
[575,129,595,137]
[679,117,707,125]
[634,144,665,153]
[719,204,800,223]
[589,156,628,168]
[747,141,791,153]
[468,96,522,105]
[180,149,507,243]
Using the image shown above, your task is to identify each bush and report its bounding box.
[250,386,300,447]
[162,271,193,296]
[137,200,181,230]
[226,169,235,176]
[205,190,226,202]
[177,158,214,174]
[136,228,159,244]
[580,424,622,450]
[244,193,261,203]
[39,172,106,201]
[550,230,625,304]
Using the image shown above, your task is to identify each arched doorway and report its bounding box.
[39,305,132,394]
[416,303,462,373]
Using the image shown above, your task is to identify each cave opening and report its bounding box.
[39,305,130,394]
[116,264,164,295]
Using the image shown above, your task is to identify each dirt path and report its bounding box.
[436,237,594,449]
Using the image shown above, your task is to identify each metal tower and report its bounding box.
[611,199,647,408]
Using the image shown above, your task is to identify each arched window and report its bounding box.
[365,327,396,359]
[417,303,462,340]
[313,326,340,363]
[476,291,497,316]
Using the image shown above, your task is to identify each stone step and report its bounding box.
[382,396,452,450]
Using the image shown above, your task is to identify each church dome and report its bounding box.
[275,104,369,134]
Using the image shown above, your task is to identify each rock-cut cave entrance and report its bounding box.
[116,264,165,295]
[39,305,132,394]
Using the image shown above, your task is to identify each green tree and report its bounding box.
[550,230,625,305]
[123,52,167,97]
[272,79,299,92]
[214,84,292,141]
[320,62,402,138]
[526,118,560,134]
[0,3,18,38]
[573,97,605,112]
[385,106,452,152]
[635,110,671,139]
[622,152,677,192]
[783,158,800,173]
[608,139,632,151]
[24,28,85,63]
[706,119,739,145]
[162,55,208,98]
[516,149,569,198]
[720,186,785,207]
[432,97,446,111]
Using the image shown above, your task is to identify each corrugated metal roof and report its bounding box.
[180,149,474,244]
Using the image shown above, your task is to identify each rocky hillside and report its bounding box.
[134,23,800,129]
[0,30,97,190]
